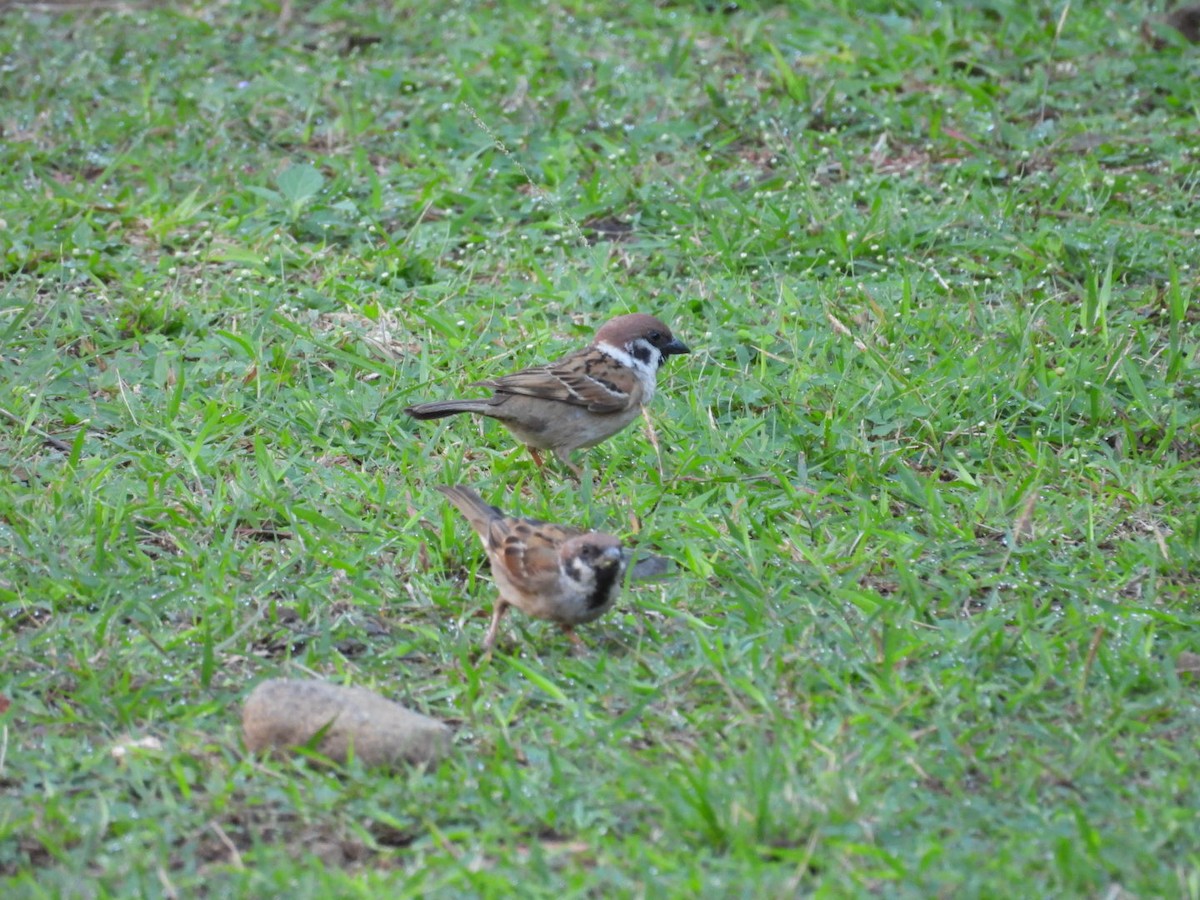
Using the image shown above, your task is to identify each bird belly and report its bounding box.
[525,581,619,624]
[491,569,619,625]
[492,398,640,452]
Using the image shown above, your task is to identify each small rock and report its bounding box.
[628,552,674,582]
[1167,5,1200,42]
[1177,651,1200,682]
[111,734,164,762]
[1143,6,1200,48]
[242,678,450,767]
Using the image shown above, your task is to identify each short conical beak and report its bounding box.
[662,338,690,357]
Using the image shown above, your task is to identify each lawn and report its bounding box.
[2,0,1198,895]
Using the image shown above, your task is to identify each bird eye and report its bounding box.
[648,331,662,342]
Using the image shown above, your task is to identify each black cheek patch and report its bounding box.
[631,344,654,366]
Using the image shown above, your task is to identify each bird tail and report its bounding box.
[405,399,493,420]
[436,485,504,532]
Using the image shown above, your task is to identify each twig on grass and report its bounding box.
[208,821,245,870]
[0,405,73,453]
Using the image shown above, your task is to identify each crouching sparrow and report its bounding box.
[406,313,690,474]
[437,485,629,650]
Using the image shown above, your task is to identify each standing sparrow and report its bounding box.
[436,485,628,650]
[406,313,690,474]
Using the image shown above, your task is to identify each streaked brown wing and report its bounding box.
[476,349,642,414]
[487,517,577,593]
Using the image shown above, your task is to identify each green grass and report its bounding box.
[2,0,1198,895]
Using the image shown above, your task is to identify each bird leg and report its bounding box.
[527,446,546,469]
[482,600,510,650]
[559,624,585,647]
[553,449,584,480]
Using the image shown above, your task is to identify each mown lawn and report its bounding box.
[2,0,1198,895]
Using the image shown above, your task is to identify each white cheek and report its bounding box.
[597,341,659,400]
[567,557,596,587]
[597,341,636,369]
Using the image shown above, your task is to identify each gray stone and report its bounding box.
[242,678,450,768]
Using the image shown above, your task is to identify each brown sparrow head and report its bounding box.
[436,485,628,650]
[406,313,690,474]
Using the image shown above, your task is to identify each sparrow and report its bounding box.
[405,313,690,474]
[436,485,628,650]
